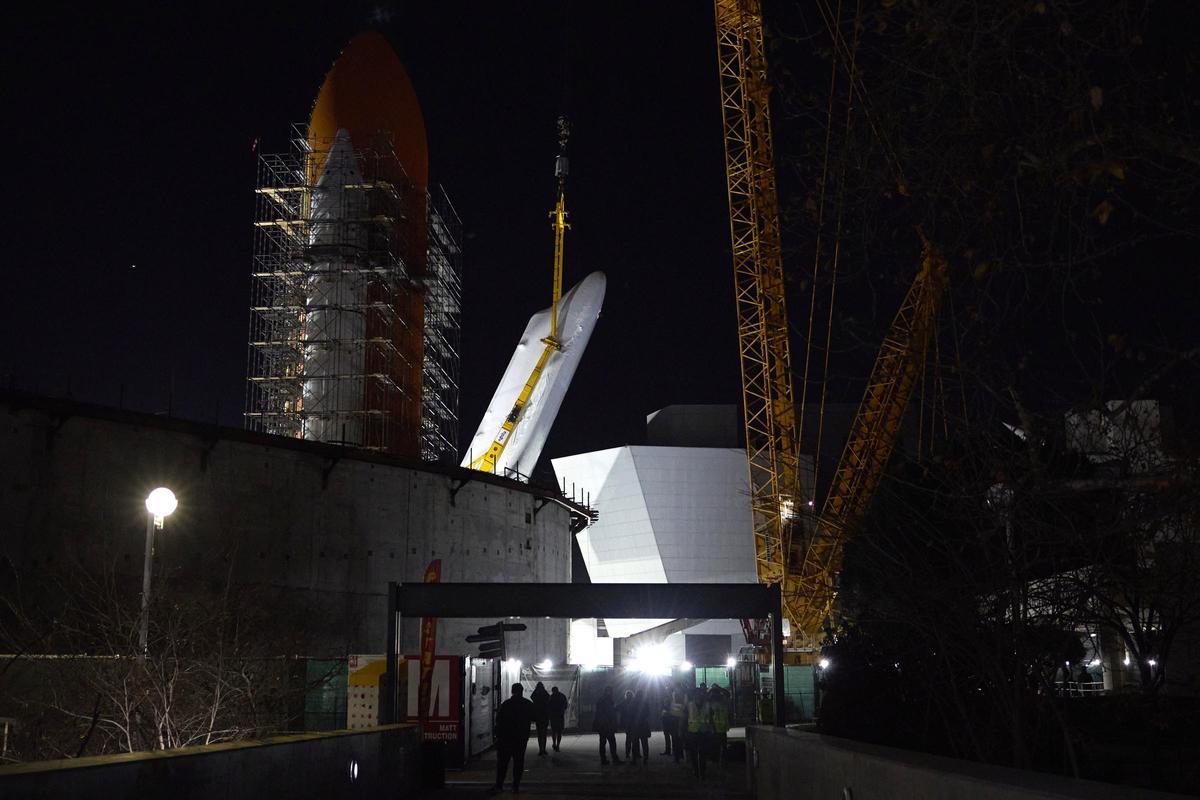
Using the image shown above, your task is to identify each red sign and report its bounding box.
[417,559,441,720]
[406,655,462,744]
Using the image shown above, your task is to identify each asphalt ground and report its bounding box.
[436,731,748,799]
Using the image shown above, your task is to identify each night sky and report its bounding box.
[6,2,741,473]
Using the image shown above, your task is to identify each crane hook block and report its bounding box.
[555,154,570,178]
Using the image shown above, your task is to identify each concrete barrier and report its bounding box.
[746,726,1193,800]
[0,724,420,800]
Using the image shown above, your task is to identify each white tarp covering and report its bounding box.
[461,271,606,478]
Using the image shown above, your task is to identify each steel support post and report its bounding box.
[772,585,786,727]
[381,581,400,724]
[137,514,155,658]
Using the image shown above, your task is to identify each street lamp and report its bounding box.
[139,487,177,656]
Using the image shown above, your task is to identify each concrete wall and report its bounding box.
[746,727,1193,800]
[0,724,420,800]
[0,393,575,661]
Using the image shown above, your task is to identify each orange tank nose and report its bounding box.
[308,31,428,197]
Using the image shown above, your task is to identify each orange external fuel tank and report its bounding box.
[308,32,428,456]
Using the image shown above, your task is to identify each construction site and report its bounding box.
[2,1,1199,798]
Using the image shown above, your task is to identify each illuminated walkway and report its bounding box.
[439,731,748,798]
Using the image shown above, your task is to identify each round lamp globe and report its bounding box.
[145,487,178,519]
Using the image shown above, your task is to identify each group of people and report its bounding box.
[494,682,568,793]
[493,679,734,793]
[593,682,731,778]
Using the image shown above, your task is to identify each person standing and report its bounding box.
[494,683,535,794]
[708,685,731,767]
[662,689,684,760]
[617,689,637,760]
[530,681,551,756]
[685,686,711,779]
[548,686,568,752]
[593,686,621,765]
[631,689,652,764]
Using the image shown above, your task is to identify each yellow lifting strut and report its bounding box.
[470,117,572,475]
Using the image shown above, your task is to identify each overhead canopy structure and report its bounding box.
[379,580,786,726]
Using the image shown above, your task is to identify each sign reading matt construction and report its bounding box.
[407,655,462,742]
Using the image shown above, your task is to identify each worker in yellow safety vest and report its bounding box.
[707,685,731,766]
[684,687,712,779]
[667,690,686,763]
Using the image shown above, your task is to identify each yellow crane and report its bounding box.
[714,0,949,644]
[785,239,948,637]
[714,0,800,602]
[470,117,572,474]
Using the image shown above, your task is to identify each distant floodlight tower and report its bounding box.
[246,33,462,459]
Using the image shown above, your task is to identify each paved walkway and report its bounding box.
[438,731,748,799]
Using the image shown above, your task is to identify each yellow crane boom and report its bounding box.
[715,0,950,645]
[470,117,572,474]
[715,0,802,594]
[785,238,948,637]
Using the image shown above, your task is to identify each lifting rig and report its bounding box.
[714,0,949,648]
[470,117,572,474]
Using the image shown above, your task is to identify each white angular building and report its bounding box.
[553,405,815,666]
[554,444,757,584]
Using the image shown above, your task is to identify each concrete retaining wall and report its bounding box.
[0,392,576,660]
[746,727,1194,800]
[0,724,420,800]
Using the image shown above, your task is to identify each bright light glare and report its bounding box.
[1148,659,1158,667]
[780,498,796,520]
[628,643,672,676]
[679,660,693,671]
[818,658,831,670]
[725,656,738,669]
[145,487,178,520]
[505,658,522,669]
[1089,659,1102,668]
[537,658,554,670]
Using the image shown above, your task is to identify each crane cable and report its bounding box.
[812,0,908,195]
[799,0,865,502]
[795,0,844,502]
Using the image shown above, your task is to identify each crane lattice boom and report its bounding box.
[715,0,950,646]
[785,239,948,637]
[715,0,802,595]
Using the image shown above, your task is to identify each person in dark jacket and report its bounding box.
[530,681,551,756]
[617,689,636,759]
[495,683,535,793]
[631,689,652,764]
[593,686,621,764]
[548,686,569,752]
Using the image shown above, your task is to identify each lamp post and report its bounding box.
[139,487,177,657]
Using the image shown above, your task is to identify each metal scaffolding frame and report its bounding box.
[245,125,461,460]
[422,188,463,462]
